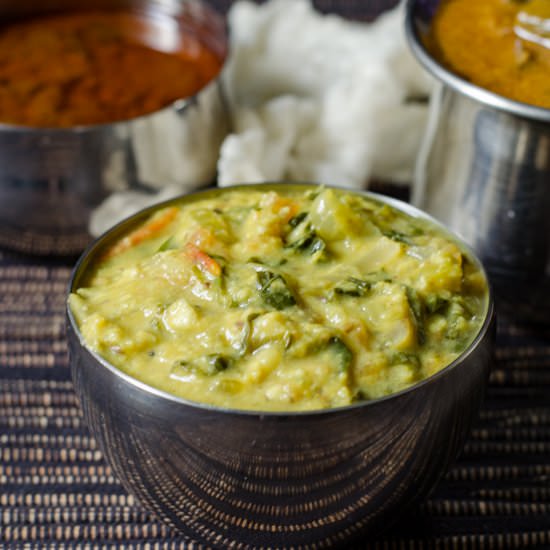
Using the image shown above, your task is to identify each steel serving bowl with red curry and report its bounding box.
[0,0,228,256]
[0,9,222,127]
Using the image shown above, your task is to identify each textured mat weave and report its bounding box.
[2,1,550,548]
[3,233,550,550]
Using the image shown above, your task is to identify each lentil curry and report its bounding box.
[426,0,550,108]
[69,186,489,412]
[0,10,222,127]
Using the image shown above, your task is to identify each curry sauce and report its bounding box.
[426,0,550,108]
[0,10,223,127]
[69,186,489,412]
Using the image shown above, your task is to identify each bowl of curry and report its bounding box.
[67,183,495,546]
[409,0,550,116]
[406,0,550,322]
[0,0,228,255]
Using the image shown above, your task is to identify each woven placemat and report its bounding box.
[2,234,550,550]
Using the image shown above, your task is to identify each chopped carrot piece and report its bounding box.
[185,242,222,277]
[104,206,179,258]
[263,193,299,223]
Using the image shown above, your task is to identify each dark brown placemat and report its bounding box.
[2,233,550,550]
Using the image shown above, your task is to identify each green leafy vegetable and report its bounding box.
[326,336,353,372]
[445,298,472,347]
[405,286,426,345]
[286,226,327,257]
[288,212,308,228]
[171,354,233,379]
[257,270,296,310]
[293,234,326,255]
[334,277,372,297]
[157,236,177,252]
[425,294,449,314]
[363,202,424,243]
[285,213,328,260]
[333,272,391,297]
[383,230,414,245]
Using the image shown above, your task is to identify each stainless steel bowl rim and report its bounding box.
[405,0,550,122]
[66,182,495,418]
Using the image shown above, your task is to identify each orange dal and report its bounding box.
[426,0,550,108]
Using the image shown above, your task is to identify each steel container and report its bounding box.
[0,0,229,255]
[406,0,550,322]
[67,183,495,547]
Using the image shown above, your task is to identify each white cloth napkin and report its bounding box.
[89,0,432,237]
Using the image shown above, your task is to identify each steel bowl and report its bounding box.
[0,0,229,256]
[66,183,495,547]
[405,0,550,323]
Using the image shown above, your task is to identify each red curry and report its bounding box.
[0,11,223,127]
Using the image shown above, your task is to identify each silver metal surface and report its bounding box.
[66,183,495,547]
[0,0,229,255]
[406,0,550,322]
